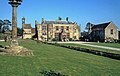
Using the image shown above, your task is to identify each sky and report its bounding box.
[0,0,120,31]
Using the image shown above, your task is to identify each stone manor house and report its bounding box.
[22,17,80,41]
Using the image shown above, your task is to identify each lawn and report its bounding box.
[60,43,120,54]
[0,39,120,76]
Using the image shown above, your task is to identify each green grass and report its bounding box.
[60,43,120,54]
[0,39,120,76]
[87,42,120,48]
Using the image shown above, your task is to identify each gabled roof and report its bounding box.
[23,24,31,29]
[43,20,74,24]
[92,22,111,29]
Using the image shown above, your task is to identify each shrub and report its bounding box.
[40,70,68,76]
[117,40,120,43]
[69,38,73,41]
[52,38,59,41]
[0,33,6,40]
[52,38,56,41]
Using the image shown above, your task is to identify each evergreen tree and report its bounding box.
[2,20,11,33]
[0,20,4,33]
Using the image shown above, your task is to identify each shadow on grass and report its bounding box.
[40,70,68,76]
[0,45,4,48]
[0,45,4,52]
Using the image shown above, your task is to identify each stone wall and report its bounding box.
[105,22,118,41]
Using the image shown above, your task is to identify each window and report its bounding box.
[73,36,76,39]
[61,26,64,31]
[66,26,69,31]
[55,33,59,40]
[74,29,77,33]
[55,33,59,38]
[42,26,46,30]
[42,32,46,35]
[67,33,70,38]
[56,26,59,30]
[110,29,113,35]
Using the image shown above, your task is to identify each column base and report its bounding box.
[11,40,19,47]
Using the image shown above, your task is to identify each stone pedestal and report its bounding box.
[11,40,19,47]
[0,45,33,56]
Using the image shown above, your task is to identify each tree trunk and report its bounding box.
[0,26,1,33]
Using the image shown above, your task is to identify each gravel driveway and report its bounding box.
[57,41,120,51]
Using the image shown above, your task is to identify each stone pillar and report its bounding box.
[12,6,17,41]
[9,0,22,46]
[11,6,18,46]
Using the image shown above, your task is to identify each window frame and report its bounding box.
[42,26,47,30]
[66,26,69,31]
[56,26,59,31]
[110,29,113,35]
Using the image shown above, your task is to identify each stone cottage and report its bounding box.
[88,22,118,42]
[22,17,35,39]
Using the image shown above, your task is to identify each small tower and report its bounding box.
[58,17,62,20]
[22,17,25,39]
[22,17,25,24]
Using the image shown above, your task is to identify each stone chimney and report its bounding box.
[87,22,94,34]
[42,18,44,24]
[58,17,62,20]
[66,17,69,21]
[35,20,38,25]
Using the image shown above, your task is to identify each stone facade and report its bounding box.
[36,18,80,41]
[31,28,35,37]
[88,22,118,42]
[105,22,118,41]
[22,17,32,39]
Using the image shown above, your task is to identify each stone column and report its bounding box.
[11,6,18,46]
[12,6,17,41]
[9,0,22,46]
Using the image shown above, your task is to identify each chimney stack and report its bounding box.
[66,17,69,21]
[42,18,44,24]
[58,17,62,20]
[35,20,38,25]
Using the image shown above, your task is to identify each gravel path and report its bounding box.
[57,42,120,51]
